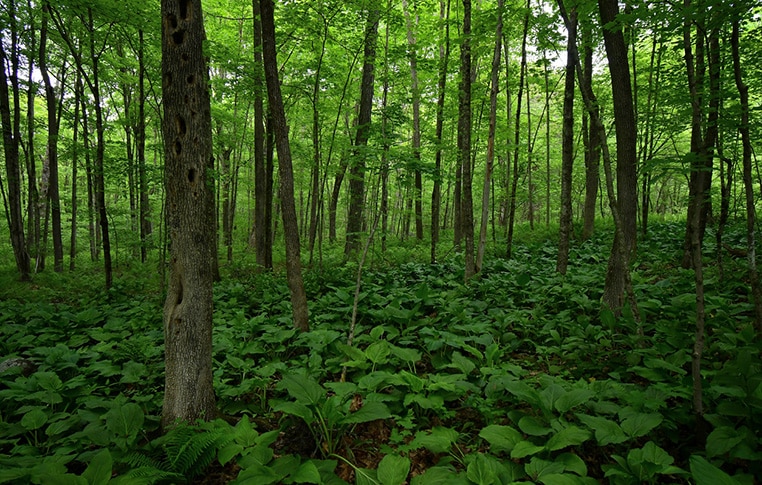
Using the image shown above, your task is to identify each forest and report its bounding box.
[1,0,761,483]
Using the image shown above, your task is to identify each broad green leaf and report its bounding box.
[540,384,566,412]
[554,390,595,413]
[82,449,112,485]
[342,401,392,424]
[377,454,410,485]
[366,341,390,365]
[555,453,587,477]
[270,401,315,424]
[538,474,589,485]
[518,416,552,436]
[479,424,522,453]
[288,460,322,483]
[105,402,144,438]
[511,440,545,459]
[0,469,31,484]
[620,412,663,438]
[502,379,542,407]
[689,455,741,485]
[410,466,469,485]
[33,474,86,485]
[449,351,476,375]
[390,345,421,364]
[355,467,378,485]
[706,426,745,458]
[575,414,627,446]
[410,427,459,454]
[21,408,48,431]
[278,374,325,405]
[235,463,282,485]
[466,453,499,485]
[525,457,564,480]
[218,443,244,465]
[545,426,591,451]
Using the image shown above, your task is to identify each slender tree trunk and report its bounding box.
[598,0,638,311]
[39,4,64,273]
[507,4,530,259]
[380,0,392,253]
[459,0,475,280]
[261,0,309,331]
[161,0,217,427]
[25,16,40,269]
[252,0,271,271]
[543,48,551,227]
[581,22,599,240]
[345,6,379,256]
[138,30,151,263]
[431,0,450,264]
[308,13,329,261]
[0,0,31,281]
[70,70,81,271]
[557,9,576,275]
[526,69,534,231]
[403,0,424,241]
[477,0,503,273]
[731,18,762,333]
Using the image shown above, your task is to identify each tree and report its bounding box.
[0,0,31,281]
[556,8,576,275]
[161,0,217,427]
[260,0,309,331]
[431,0,451,264]
[403,0,424,241]
[459,0,474,280]
[345,5,379,256]
[598,0,638,311]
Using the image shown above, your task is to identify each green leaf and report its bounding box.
[706,426,745,458]
[538,474,587,485]
[390,345,421,364]
[410,466,468,485]
[218,443,244,466]
[554,390,595,413]
[235,463,282,484]
[575,414,627,446]
[689,455,741,485]
[271,401,315,424]
[377,454,410,485]
[620,412,663,438]
[410,427,459,454]
[525,457,564,480]
[366,341,390,365]
[278,374,325,406]
[449,352,476,375]
[355,467,378,485]
[466,453,499,485]
[555,453,587,477]
[105,402,144,439]
[479,425,522,453]
[518,416,552,436]
[21,408,48,431]
[342,401,392,424]
[288,460,322,483]
[545,426,591,451]
[82,449,112,485]
[511,440,545,459]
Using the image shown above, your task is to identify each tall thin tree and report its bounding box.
[459,0,475,280]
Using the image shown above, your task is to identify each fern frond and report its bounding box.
[162,422,233,478]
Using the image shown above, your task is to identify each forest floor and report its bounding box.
[0,221,759,484]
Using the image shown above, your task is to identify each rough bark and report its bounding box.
[477,0,503,273]
[731,18,762,333]
[0,0,31,281]
[431,0,450,264]
[459,0,475,280]
[403,0,424,241]
[161,0,217,427]
[581,23,599,240]
[598,0,637,311]
[39,3,64,273]
[556,9,576,275]
[261,0,310,331]
[138,30,152,263]
[345,6,379,256]
[252,0,271,271]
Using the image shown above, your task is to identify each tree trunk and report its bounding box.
[251,0,271,271]
[307,17,327,260]
[345,6,379,256]
[138,30,152,263]
[477,0,503,273]
[431,0,450,264]
[261,0,309,331]
[161,0,217,427]
[0,0,31,281]
[598,0,637,311]
[70,70,81,271]
[402,0,424,241]
[459,0,474,280]
[506,3,529,259]
[556,9,576,275]
[39,4,64,273]
[25,17,40,269]
[581,22,599,240]
[731,18,762,333]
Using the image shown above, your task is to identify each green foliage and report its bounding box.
[0,222,760,483]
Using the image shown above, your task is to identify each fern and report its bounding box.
[160,421,234,479]
[111,466,186,485]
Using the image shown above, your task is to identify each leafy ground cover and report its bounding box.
[0,222,759,484]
